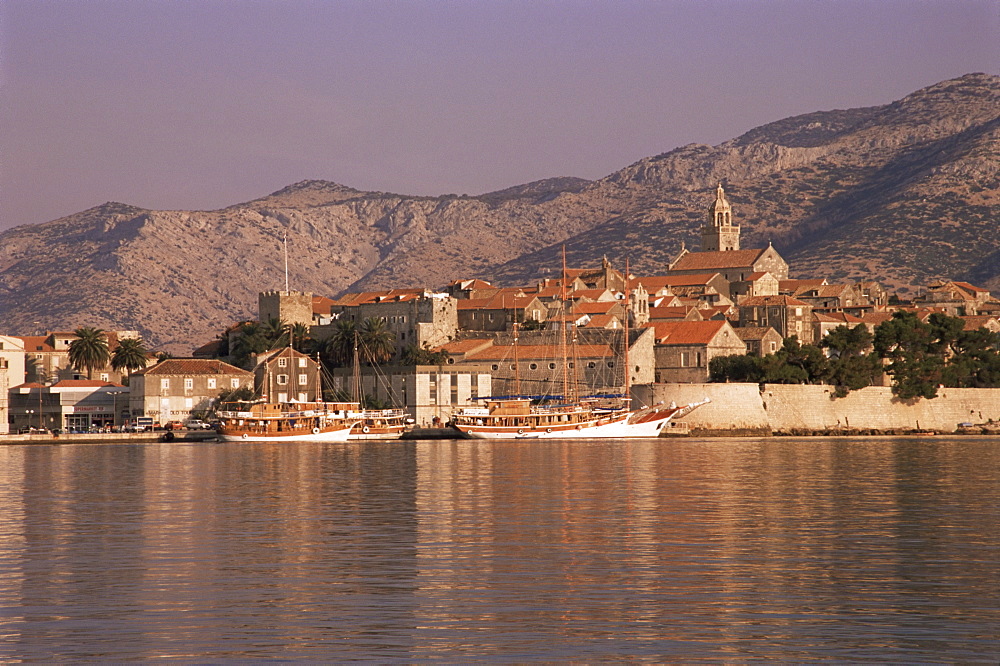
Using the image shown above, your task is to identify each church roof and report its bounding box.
[671,248,768,272]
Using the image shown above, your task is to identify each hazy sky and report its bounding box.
[1,0,997,232]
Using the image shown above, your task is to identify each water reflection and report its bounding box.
[0,438,997,660]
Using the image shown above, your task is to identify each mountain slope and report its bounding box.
[1,73,998,353]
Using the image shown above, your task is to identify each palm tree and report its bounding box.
[324,319,358,367]
[231,321,271,368]
[260,317,289,348]
[359,317,395,365]
[111,337,150,379]
[289,322,313,353]
[68,327,111,379]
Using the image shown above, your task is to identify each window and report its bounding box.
[231,378,240,389]
[298,358,307,367]
[607,361,615,368]
[208,378,216,389]
[297,374,307,385]
[587,361,596,369]
[680,352,689,367]
[491,364,499,370]
[548,362,556,370]
[100,373,109,382]
[277,374,288,385]
[161,378,170,389]
[184,378,193,389]
[278,358,287,367]
[529,363,538,370]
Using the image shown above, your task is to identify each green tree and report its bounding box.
[289,322,313,353]
[709,354,766,383]
[231,321,271,368]
[68,327,111,379]
[260,317,289,347]
[322,319,358,368]
[820,324,880,396]
[111,337,150,378]
[873,311,945,399]
[401,343,449,366]
[359,317,395,365]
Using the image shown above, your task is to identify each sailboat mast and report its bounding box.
[623,258,631,403]
[560,247,570,403]
[351,331,362,403]
[283,232,290,294]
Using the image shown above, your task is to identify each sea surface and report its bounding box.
[1,437,998,662]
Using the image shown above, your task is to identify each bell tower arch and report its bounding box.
[701,183,740,251]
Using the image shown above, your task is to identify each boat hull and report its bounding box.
[218,425,355,443]
[456,413,670,439]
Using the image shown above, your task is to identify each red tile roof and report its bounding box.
[52,380,123,388]
[634,273,722,290]
[670,249,767,271]
[645,320,732,345]
[740,295,811,307]
[466,343,615,361]
[134,358,250,376]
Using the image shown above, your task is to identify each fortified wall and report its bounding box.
[634,383,1000,435]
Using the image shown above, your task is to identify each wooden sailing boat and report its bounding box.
[451,252,708,439]
[346,331,409,440]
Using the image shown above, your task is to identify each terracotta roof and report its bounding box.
[439,339,494,354]
[449,278,494,289]
[951,281,989,293]
[582,314,620,328]
[779,279,827,291]
[814,311,863,324]
[644,320,733,345]
[466,343,615,361]
[734,327,780,341]
[648,306,699,321]
[960,316,1000,331]
[312,295,336,314]
[635,273,722,290]
[670,248,767,271]
[15,336,55,352]
[740,295,811,307]
[51,380,123,388]
[572,301,619,315]
[134,358,250,376]
[456,293,539,310]
[569,289,614,301]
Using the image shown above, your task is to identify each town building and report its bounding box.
[314,290,458,362]
[129,359,253,424]
[8,380,128,432]
[646,320,747,383]
[326,364,492,427]
[735,327,784,356]
[252,347,323,403]
[738,295,815,344]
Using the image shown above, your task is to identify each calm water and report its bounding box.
[1,437,998,662]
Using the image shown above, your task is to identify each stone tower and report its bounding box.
[700,183,740,252]
[258,290,313,329]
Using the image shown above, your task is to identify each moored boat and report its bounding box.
[451,397,709,439]
[347,407,410,440]
[217,400,360,442]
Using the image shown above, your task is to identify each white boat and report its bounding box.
[216,400,360,442]
[451,397,708,439]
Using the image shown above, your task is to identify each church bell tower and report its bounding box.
[700,183,740,252]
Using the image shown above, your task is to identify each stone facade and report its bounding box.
[317,292,458,362]
[259,290,314,328]
[701,183,740,252]
[327,364,492,426]
[648,320,747,383]
[130,358,253,423]
[252,347,323,403]
[738,295,815,344]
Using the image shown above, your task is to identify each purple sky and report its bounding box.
[1,0,997,232]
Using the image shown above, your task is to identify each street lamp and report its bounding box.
[25,409,35,433]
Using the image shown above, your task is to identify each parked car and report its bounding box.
[164,421,185,430]
[187,419,213,430]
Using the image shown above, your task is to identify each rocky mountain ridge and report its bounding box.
[1,72,997,353]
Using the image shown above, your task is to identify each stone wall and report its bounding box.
[636,383,1000,434]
